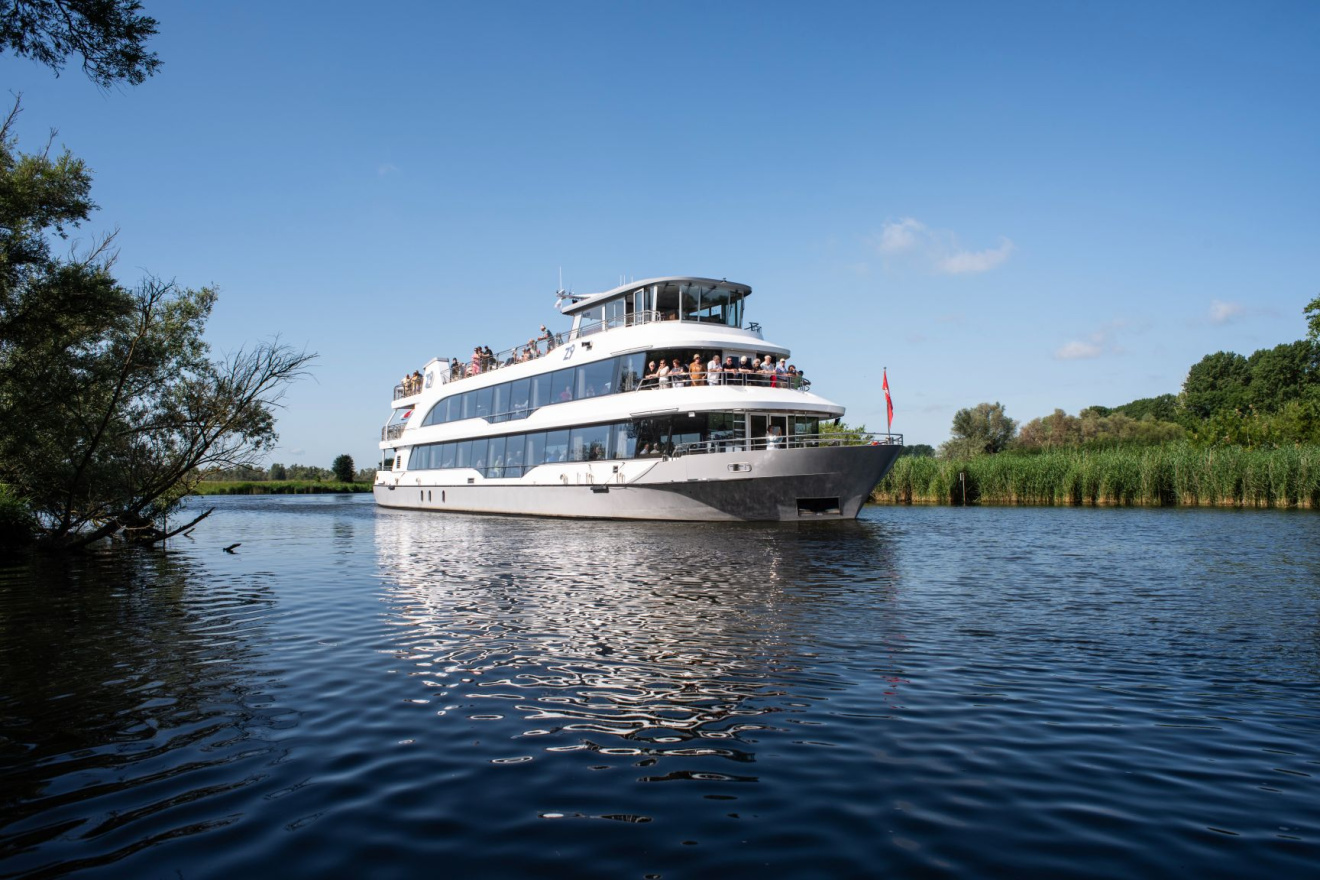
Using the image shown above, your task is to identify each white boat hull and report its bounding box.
[373,444,901,521]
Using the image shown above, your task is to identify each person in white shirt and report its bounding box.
[707,354,723,385]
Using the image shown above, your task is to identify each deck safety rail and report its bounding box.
[391,308,771,397]
[673,432,903,456]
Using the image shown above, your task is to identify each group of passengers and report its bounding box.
[641,354,807,390]
[399,369,424,395]
[449,326,563,380]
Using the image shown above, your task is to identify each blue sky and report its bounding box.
[5,1,1318,467]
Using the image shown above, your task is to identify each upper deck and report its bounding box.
[393,278,760,401]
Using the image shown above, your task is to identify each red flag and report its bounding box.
[883,369,893,431]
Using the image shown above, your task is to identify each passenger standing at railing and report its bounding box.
[759,358,775,386]
[707,354,723,385]
[670,358,688,387]
[689,354,705,386]
[657,360,671,389]
[539,325,555,351]
[643,360,659,389]
[725,356,738,385]
[737,356,751,384]
[471,347,483,375]
[411,370,423,393]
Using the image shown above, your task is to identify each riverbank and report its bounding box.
[872,444,1320,508]
[192,480,372,495]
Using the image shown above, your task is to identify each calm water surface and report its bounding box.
[2,497,1318,878]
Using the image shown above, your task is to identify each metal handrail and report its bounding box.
[673,432,903,457]
[395,308,768,393]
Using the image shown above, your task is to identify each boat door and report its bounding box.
[750,413,789,450]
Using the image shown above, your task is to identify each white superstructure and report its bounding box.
[374,276,901,520]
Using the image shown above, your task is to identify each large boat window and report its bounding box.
[545,429,570,463]
[604,299,626,330]
[686,284,744,327]
[570,424,610,461]
[471,438,488,472]
[510,378,531,417]
[611,422,636,459]
[550,368,575,404]
[579,305,604,336]
[486,435,506,477]
[473,386,492,420]
[455,440,472,468]
[576,358,614,400]
[617,352,645,392]
[505,435,525,473]
[524,432,546,468]
[530,372,552,410]
[490,384,508,423]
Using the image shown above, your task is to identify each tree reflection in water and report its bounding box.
[0,549,289,874]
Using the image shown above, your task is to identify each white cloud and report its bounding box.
[1053,319,1131,361]
[1054,340,1104,360]
[871,218,1013,275]
[1208,299,1244,324]
[937,238,1015,275]
[876,218,926,254]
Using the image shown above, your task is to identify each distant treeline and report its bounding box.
[868,297,1320,507]
[873,444,1320,508]
[193,480,372,496]
[202,462,376,483]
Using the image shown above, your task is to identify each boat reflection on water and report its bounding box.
[372,508,904,761]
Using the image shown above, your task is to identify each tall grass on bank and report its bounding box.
[873,444,1320,508]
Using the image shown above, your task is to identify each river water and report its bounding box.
[2,496,1318,878]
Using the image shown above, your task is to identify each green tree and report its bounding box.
[268,462,287,481]
[0,105,314,548]
[1,0,160,87]
[1180,351,1251,422]
[332,454,355,483]
[1246,340,1320,413]
[1306,294,1320,342]
[941,402,1016,458]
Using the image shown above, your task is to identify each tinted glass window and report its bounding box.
[549,369,574,404]
[491,383,508,421]
[486,435,506,477]
[460,392,475,420]
[545,429,570,462]
[455,440,472,468]
[474,386,492,419]
[525,432,546,467]
[576,359,614,400]
[531,373,552,410]
[571,424,610,461]
[471,438,488,471]
[611,423,636,459]
[439,442,457,468]
[510,378,531,417]
[618,353,645,392]
[506,433,526,474]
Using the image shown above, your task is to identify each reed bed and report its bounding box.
[873,444,1320,508]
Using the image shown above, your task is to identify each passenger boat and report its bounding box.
[374,276,902,520]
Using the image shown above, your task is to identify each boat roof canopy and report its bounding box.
[560,276,751,316]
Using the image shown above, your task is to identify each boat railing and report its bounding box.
[394,308,770,395]
[673,432,903,457]
[383,423,407,441]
